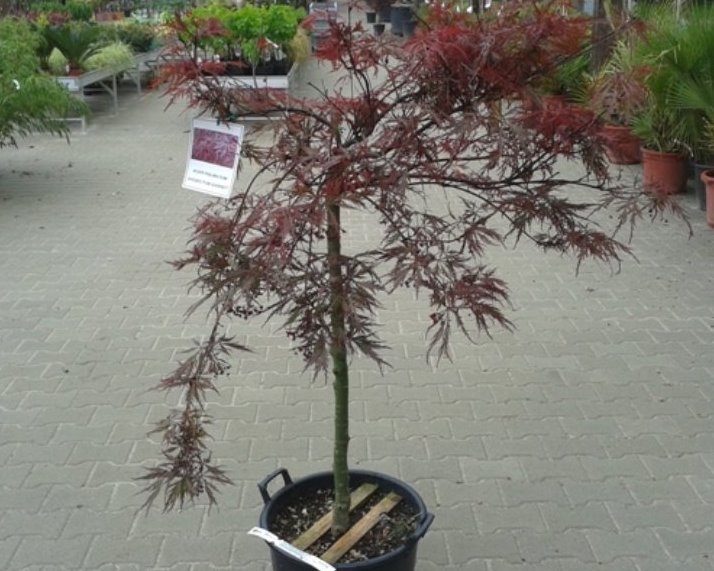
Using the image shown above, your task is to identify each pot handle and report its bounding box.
[257,468,293,505]
[408,512,434,544]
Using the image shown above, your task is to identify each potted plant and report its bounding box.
[43,21,104,75]
[660,3,714,209]
[115,20,159,53]
[141,2,684,569]
[630,12,688,195]
[586,39,648,164]
[632,102,688,194]
[171,4,304,81]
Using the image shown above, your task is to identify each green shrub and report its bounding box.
[49,40,135,72]
[30,1,69,14]
[84,41,134,69]
[67,1,94,21]
[116,20,157,52]
[0,17,87,147]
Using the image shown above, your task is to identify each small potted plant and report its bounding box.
[632,101,688,195]
[141,2,685,569]
[629,11,687,193]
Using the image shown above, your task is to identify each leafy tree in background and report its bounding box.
[0,17,87,148]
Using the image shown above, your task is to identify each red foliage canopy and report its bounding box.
[142,0,685,512]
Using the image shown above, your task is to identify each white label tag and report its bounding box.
[247,527,336,571]
[182,118,245,199]
[57,78,80,92]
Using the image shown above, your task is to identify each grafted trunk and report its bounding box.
[327,202,350,537]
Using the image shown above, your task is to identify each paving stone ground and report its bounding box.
[1,33,714,571]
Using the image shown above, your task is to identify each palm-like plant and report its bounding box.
[664,4,714,163]
[630,8,686,154]
[43,22,104,74]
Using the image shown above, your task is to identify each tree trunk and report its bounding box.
[327,202,351,537]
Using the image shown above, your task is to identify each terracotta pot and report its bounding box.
[700,169,714,227]
[641,148,688,195]
[601,124,641,164]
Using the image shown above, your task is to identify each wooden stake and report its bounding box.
[291,482,379,551]
[320,492,402,564]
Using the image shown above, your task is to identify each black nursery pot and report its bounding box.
[258,469,434,571]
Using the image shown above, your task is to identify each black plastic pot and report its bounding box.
[373,22,386,36]
[258,468,434,571]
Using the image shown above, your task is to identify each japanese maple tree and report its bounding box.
[141,0,684,537]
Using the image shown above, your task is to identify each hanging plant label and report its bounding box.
[182,118,245,198]
[247,527,336,571]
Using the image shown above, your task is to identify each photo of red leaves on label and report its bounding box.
[191,128,239,168]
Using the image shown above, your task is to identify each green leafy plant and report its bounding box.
[0,17,87,147]
[631,104,684,153]
[43,21,105,73]
[177,3,305,67]
[264,4,303,45]
[115,20,158,52]
[226,4,263,65]
[85,40,134,69]
[659,4,714,162]
[630,6,686,153]
[30,1,68,15]
[67,0,93,21]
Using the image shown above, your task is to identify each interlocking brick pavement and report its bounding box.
[1,30,714,571]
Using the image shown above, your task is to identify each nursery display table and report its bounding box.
[214,61,300,92]
[56,63,132,131]
[126,47,167,94]
[206,62,301,121]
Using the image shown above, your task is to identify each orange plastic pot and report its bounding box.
[641,148,687,195]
